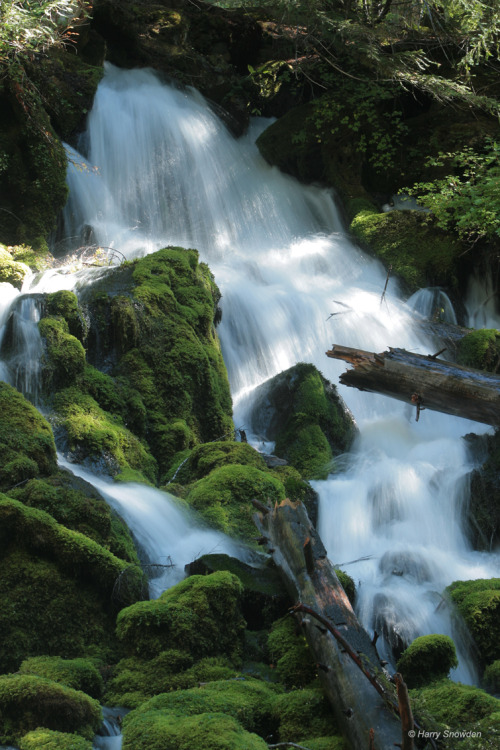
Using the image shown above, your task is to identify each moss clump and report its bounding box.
[335,569,356,607]
[457,329,500,371]
[0,382,57,491]
[446,579,500,664]
[185,464,286,542]
[45,290,88,342]
[267,616,317,689]
[39,318,86,389]
[350,208,460,294]
[129,677,280,736]
[0,674,101,743]
[396,634,458,688]
[0,245,31,288]
[410,678,500,728]
[272,688,339,742]
[18,656,104,699]
[122,711,268,750]
[251,363,356,480]
[105,654,238,709]
[117,571,245,661]
[166,441,268,484]
[484,661,500,692]
[19,728,93,750]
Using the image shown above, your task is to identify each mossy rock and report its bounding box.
[0,674,101,743]
[457,329,500,372]
[445,579,500,664]
[128,677,281,736]
[18,656,104,699]
[187,553,291,629]
[468,430,500,551]
[121,711,269,750]
[350,208,460,294]
[19,728,93,750]
[39,318,86,390]
[105,653,238,709]
[250,363,356,480]
[117,571,245,661]
[396,634,458,689]
[484,661,500,693]
[272,688,340,742]
[267,616,317,689]
[0,382,57,492]
[409,678,500,728]
[45,290,88,342]
[166,441,268,484]
[0,246,31,288]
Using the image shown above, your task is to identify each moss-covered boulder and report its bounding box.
[39,318,86,390]
[0,382,57,492]
[410,678,500,729]
[19,728,93,750]
[105,653,237,709]
[250,363,356,480]
[457,329,500,372]
[484,661,500,693]
[18,656,104,699]
[267,616,317,689]
[122,711,269,750]
[272,688,340,743]
[45,290,88,342]
[445,579,500,664]
[117,571,245,661]
[350,208,460,295]
[467,430,500,551]
[187,553,290,629]
[0,674,101,744]
[0,245,31,288]
[396,634,458,689]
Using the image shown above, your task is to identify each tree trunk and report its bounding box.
[326,345,500,426]
[254,498,402,750]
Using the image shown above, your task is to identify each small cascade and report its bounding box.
[406,287,457,325]
[465,269,500,329]
[0,294,44,403]
[93,707,127,750]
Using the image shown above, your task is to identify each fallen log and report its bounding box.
[326,345,500,426]
[254,498,402,750]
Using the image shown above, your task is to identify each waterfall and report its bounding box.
[1,63,498,685]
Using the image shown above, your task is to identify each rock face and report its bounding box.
[249,362,357,480]
[466,431,500,551]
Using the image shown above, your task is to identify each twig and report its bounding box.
[380,265,392,305]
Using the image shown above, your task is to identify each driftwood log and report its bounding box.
[326,345,500,426]
[254,498,403,750]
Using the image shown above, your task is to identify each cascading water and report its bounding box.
[1,62,498,697]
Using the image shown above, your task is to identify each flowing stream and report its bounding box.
[1,63,499,711]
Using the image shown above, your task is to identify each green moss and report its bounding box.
[335,569,356,607]
[457,329,500,371]
[0,674,101,743]
[166,441,267,484]
[0,382,57,491]
[396,634,458,688]
[185,464,286,542]
[122,711,269,750]
[350,208,460,294]
[117,571,245,661]
[267,616,317,689]
[484,661,500,692]
[130,677,280,736]
[273,688,339,742]
[46,290,88,341]
[410,678,500,728]
[39,317,86,389]
[304,739,348,750]
[19,728,93,750]
[0,246,31,288]
[18,656,104,699]
[446,579,500,663]
[105,654,238,708]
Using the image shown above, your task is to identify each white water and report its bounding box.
[1,63,499,686]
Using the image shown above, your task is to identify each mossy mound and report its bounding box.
[121,711,268,750]
[129,677,280,736]
[0,382,57,492]
[45,290,88,342]
[184,463,286,542]
[250,363,356,480]
[410,678,500,728]
[39,318,86,390]
[267,616,317,689]
[484,661,500,693]
[445,579,500,664]
[0,245,31,288]
[117,571,245,661]
[0,673,101,744]
[19,728,93,750]
[396,634,458,689]
[272,688,340,743]
[18,656,103,699]
[350,208,460,295]
[468,430,500,551]
[187,553,291,629]
[457,329,500,372]
[105,653,238,709]
[166,441,268,484]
